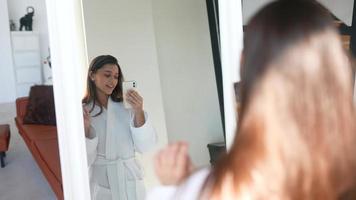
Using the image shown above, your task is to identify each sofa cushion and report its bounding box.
[23,85,57,125]
[16,97,29,119]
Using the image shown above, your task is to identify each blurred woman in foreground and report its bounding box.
[148,0,356,199]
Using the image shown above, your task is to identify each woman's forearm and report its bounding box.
[85,126,90,138]
[134,110,145,127]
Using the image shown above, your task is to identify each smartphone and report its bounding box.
[122,80,137,109]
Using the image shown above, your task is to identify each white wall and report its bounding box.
[82,0,224,188]
[242,0,354,26]
[7,0,50,64]
[0,0,16,103]
[242,0,271,24]
[82,0,168,189]
[151,0,224,166]
[318,0,354,26]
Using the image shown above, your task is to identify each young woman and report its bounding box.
[149,0,356,199]
[83,55,156,200]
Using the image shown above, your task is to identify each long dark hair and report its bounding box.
[82,55,124,116]
[205,0,356,199]
[239,0,336,118]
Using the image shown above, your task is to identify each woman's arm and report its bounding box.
[126,90,145,127]
[133,110,145,127]
[127,90,157,152]
[83,106,92,137]
[130,111,157,152]
[83,105,97,166]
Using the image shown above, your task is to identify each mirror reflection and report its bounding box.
[81,0,356,199]
[0,0,224,199]
[83,55,157,199]
[81,0,224,198]
[1,0,355,199]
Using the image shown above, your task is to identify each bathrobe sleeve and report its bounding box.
[85,126,98,167]
[130,111,157,153]
[146,168,211,200]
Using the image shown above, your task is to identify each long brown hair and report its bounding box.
[82,55,124,116]
[206,1,356,199]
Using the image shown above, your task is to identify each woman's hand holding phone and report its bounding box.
[126,90,145,127]
[126,90,143,112]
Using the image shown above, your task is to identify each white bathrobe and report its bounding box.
[85,98,157,200]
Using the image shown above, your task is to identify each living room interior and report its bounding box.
[0,0,55,199]
[0,0,355,199]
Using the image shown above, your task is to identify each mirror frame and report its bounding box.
[45,0,91,199]
[44,0,243,198]
[218,0,243,149]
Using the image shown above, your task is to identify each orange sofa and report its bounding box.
[14,97,63,200]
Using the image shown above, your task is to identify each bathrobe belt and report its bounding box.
[94,156,142,200]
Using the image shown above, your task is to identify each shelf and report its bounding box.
[11,31,43,98]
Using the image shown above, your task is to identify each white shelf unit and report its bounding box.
[11,31,43,97]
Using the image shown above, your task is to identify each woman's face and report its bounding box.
[91,64,119,96]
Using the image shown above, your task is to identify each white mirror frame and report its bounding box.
[43,0,356,198]
[45,0,90,199]
[45,0,244,199]
[219,0,243,150]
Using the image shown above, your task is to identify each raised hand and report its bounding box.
[126,90,145,127]
[154,141,195,185]
[126,90,143,112]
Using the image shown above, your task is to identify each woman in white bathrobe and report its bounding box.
[83,55,157,200]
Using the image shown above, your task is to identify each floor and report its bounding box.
[0,102,56,200]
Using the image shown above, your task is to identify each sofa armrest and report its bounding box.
[16,97,29,119]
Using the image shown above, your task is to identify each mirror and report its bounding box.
[81,0,225,196]
[2,0,355,199]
